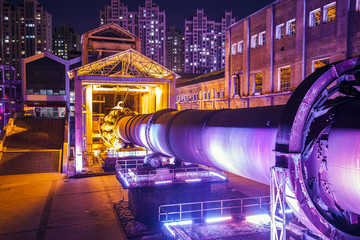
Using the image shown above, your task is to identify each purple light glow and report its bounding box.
[205,216,232,223]
[245,214,270,224]
[118,171,130,187]
[155,180,172,184]
[164,223,175,236]
[185,179,201,182]
[210,171,227,180]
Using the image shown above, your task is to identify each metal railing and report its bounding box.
[116,159,227,187]
[159,195,270,223]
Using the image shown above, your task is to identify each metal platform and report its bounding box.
[115,158,228,189]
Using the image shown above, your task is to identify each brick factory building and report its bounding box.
[177,0,360,110]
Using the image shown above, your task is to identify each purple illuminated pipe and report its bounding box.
[115,106,283,185]
[110,57,360,239]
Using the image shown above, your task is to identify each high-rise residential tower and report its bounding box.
[53,24,81,60]
[0,0,52,79]
[100,0,166,65]
[165,26,184,73]
[184,9,235,74]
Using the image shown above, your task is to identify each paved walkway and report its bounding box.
[0,170,270,240]
[0,173,128,240]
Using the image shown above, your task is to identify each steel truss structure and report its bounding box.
[270,167,287,240]
[69,49,178,79]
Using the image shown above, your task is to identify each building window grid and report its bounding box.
[254,72,263,95]
[275,24,284,39]
[251,34,257,48]
[279,67,291,92]
[259,31,266,46]
[323,2,336,23]
[310,8,321,27]
[286,19,296,36]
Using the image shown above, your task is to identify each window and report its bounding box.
[232,75,241,97]
[309,8,321,27]
[276,24,284,39]
[251,35,257,48]
[231,43,237,55]
[312,58,330,72]
[237,41,243,53]
[323,2,336,23]
[207,92,210,99]
[259,31,266,46]
[286,19,296,36]
[254,72,263,95]
[216,91,220,99]
[279,67,291,92]
[204,92,207,100]
[357,0,360,11]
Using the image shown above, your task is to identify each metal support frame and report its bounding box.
[270,166,287,240]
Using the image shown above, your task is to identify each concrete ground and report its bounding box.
[0,173,128,240]
[0,169,271,240]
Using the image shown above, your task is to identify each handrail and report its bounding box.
[159,195,270,223]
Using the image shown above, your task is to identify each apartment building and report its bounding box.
[100,0,165,65]
[0,0,52,79]
[53,24,81,60]
[184,10,235,74]
[165,26,185,73]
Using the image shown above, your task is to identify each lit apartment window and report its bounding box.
[251,35,257,48]
[357,0,360,11]
[276,24,284,39]
[312,58,330,72]
[237,41,243,53]
[231,43,237,55]
[279,67,291,92]
[258,31,266,46]
[286,19,296,36]
[309,8,321,27]
[323,2,336,23]
[254,72,263,95]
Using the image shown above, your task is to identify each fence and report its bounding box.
[159,195,270,223]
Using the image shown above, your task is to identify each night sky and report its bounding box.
[9,0,276,34]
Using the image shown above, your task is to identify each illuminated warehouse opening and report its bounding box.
[68,49,179,171]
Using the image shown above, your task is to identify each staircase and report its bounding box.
[0,116,65,175]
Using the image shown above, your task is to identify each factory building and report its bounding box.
[177,0,360,110]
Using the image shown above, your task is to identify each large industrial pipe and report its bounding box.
[104,57,360,239]
[115,106,283,185]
